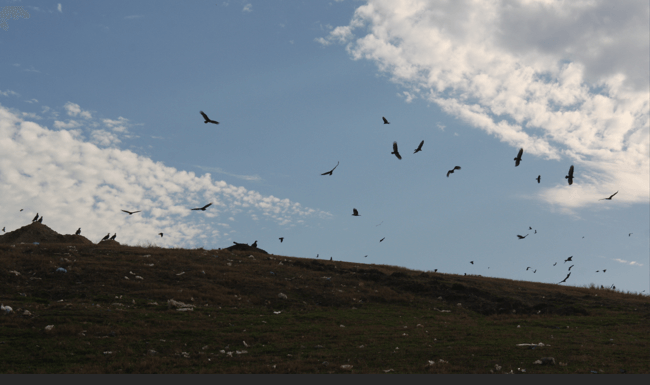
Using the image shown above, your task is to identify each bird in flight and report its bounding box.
[558,272,571,284]
[534,270,537,273]
[110,233,116,240]
[446,166,461,177]
[101,233,110,241]
[553,262,557,266]
[158,233,163,237]
[279,237,284,243]
[564,256,573,263]
[352,208,360,216]
[514,148,523,167]
[470,261,474,264]
[568,265,574,271]
[380,237,385,242]
[517,234,529,239]
[535,230,537,234]
[629,233,633,237]
[32,213,39,222]
[526,267,531,271]
[382,117,390,124]
[321,161,339,176]
[602,269,606,273]
[191,203,212,211]
[565,165,574,185]
[529,227,533,230]
[200,111,219,125]
[75,228,81,235]
[536,175,541,184]
[122,210,141,215]
[391,142,402,160]
[599,191,618,200]
[364,255,368,258]
[413,140,424,154]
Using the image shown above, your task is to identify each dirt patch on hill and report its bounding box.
[225,242,268,254]
[0,222,94,245]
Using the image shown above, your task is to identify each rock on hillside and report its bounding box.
[0,222,94,245]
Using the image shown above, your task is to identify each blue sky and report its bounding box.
[1,0,648,294]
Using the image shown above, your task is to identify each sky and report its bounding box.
[0,0,648,294]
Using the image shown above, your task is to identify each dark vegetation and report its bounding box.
[0,223,648,373]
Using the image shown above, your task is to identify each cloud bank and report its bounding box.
[320,0,649,208]
[0,104,328,248]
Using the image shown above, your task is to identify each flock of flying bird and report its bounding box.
[7,111,629,290]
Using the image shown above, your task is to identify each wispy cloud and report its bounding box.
[321,0,650,209]
[0,90,19,97]
[242,3,252,13]
[0,104,328,248]
[64,102,92,119]
[124,15,143,20]
[57,3,62,13]
[195,165,262,182]
[613,258,644,267]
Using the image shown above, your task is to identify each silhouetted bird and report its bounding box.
[564,256,573,263]
[382,117,390,124]
[629,233,633,236]
[553,262,557,266]
[434,269,438,273]
[122,210,141,215]
[364,255,368,258]
[159,233,163,237]
[191,203,212,211]
[413,140,424,154]
[529,227,532,230]
[596,270,599,273]
[75,228,81,235]
[321,161,339,176]
[603,269,606,273]
[470,261,474,264]
[252,240,257,247]
[514,148,523,167]
[391,142,402,160]
[316,254,319,258]
[599,191,618,200]
[526,267,531,270]
[517,234,528,239]
[20,209,23,211]
[558,272,571,284]
[535,230,537,234]
[200,111,219,124]
[101,233,110,241]
[446,166,461,177]
[533,270,537,273]
[352,208,360,216]
[110,233,116,240]
[380,237,385,242]
[330,257,332,261]
[536,175,541,183]
[565,165,574,185]
[38,216,43,223]
[568,265,574,271]
[279,237,284,243]
[32,213,39,222]
[2,227,4,232]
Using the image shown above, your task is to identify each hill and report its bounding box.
[0,225,648,373]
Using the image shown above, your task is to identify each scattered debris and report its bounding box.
[167,299,194,311]
[340,365,353,370]
[44,325,54,331]
[8,270,20,276]
[55,267,67,273]
[278,293,288,300]
[517,342,549,347]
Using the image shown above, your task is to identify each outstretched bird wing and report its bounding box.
[414,140,424,153]
[200,111,219,124]
[515,148,523,166]
[321,161,339,175]
[392,142,402,159]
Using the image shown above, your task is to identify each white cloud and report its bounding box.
[103,117,129,133]
[53,120,82,129]
[194,165,261,182]
[64,102,92,119]
[25,98,38,103]
[90,129,121,146]
[0,90,19,97]
[57,3,62,13]
[613,258,644,267]
[243,4,252,13]
[0,104,328,249]
[323,0,650,208]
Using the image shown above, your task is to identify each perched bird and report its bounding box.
[391,142,402,160]
[564,256,573,263]
[38,216,43,223]
[413,140,424,154]
[330,257,332,261]
[321,161,339,176]
[517,234,529,239]
[599,191,618,201]
[191,203,212,211]
[558,272,571,284]
[252,240,257,247]
[514,148,523,167]
[200,111,219,125]
[2,227,4,232]
[565,165,574,185]
[110,233,116,240]
[568,265,574,271]
[101,233,110,241]
[158,233,163,237]
[352,208,360,216]
[32,213,39,222]
[380,237,385,242]
[434,269,438,273]
[446,166,461,177]
[382,117,390,124]
[279,237,284,243]
[121,210,141,215]
[75,228,81,235]
[536,175,541,183]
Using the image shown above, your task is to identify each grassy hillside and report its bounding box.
[0,224,648,373]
